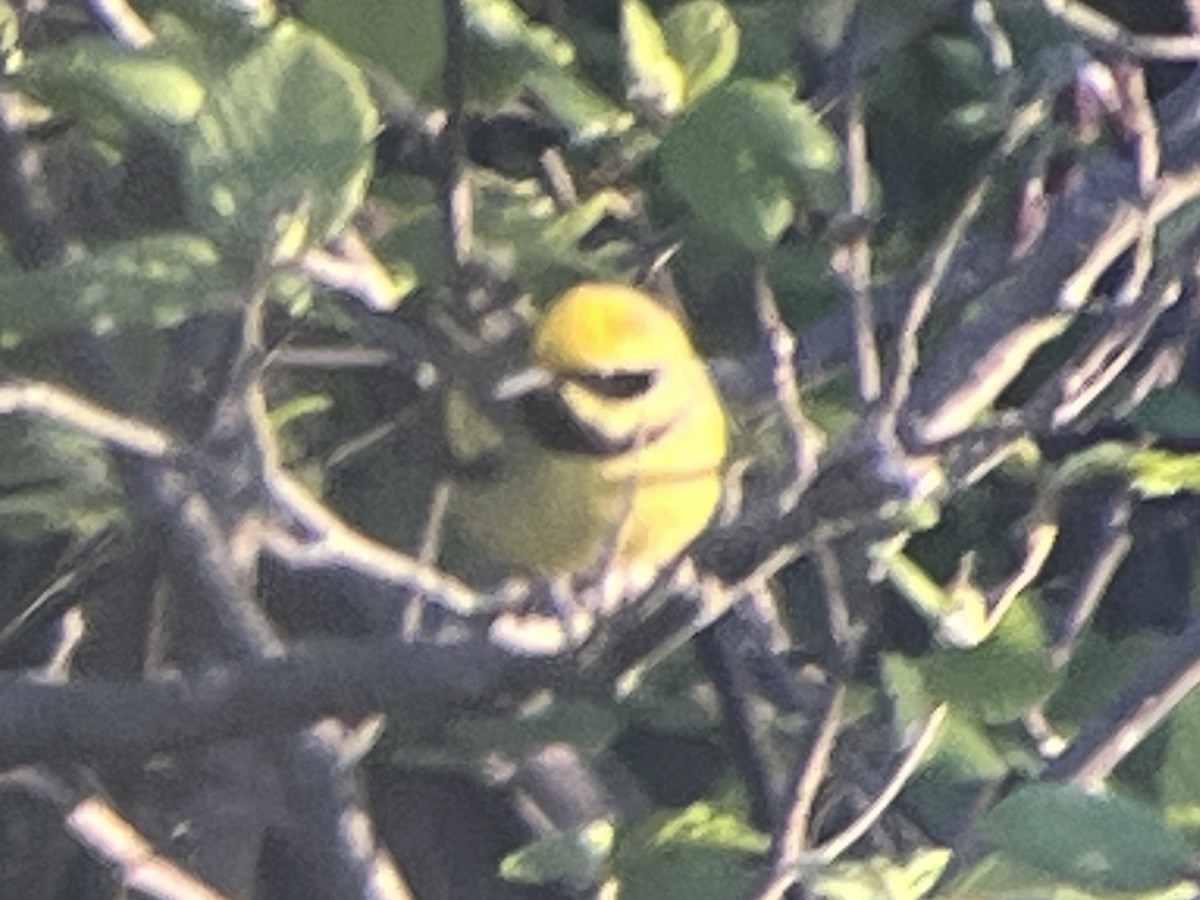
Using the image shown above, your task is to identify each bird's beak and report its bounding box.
[494,365,554,401]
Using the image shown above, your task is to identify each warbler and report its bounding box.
[445,283,728,593]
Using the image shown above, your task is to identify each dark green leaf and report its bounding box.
[1132,385,1200,439]
[916,596,1060,724]
[464,0,630,142]
[980,784,1193,893]
[0,233,229,340]
[1159,691,1200,831]
[304,0,444,95]
[0,419,124,541]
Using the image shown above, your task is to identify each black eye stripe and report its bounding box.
[561,369,657,399]
[517,387,673,457]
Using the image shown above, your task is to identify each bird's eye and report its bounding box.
[567,369,657,399]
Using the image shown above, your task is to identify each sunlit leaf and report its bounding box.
[500,820,614,885]
[808,848,951,900]
[183,20,376,254]
[21,37,206,139]
[622,0,685,117]
[662,0,739,104]
[660,79,840,254]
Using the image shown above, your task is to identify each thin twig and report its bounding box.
[884,93,1050,428]
[1027,222,1200,431]
[1043,608,1200,787]
[906,96,1200,445]
[1050,490,1133,668]
[0,379,175,458]
[753,270,819,509]
[8,768,231,900]
[439,0,473,281]
[811,703,947,863]
[771,685,846,869]
[1041,0,1200,60]
[696,616,783,831]
[746,704,948,900]
[833,77,880,405]
[86,0,154,47]
[813,543,853,673]
[262,469,492,617]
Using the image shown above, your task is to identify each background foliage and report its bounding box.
[4,0,1200,899]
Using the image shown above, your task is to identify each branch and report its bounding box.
[0,634,528,768]
[1042,607,1200,788]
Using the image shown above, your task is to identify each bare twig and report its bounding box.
[884,93,1049,431]
[1051,491,1133,664]
[753,270,820,508]
[810,704,947,863]
[832,76,880,405]
[770,685,845,870]
[262,470,493,617]
[695,615,783,831]
[1043,608,1200,788]
[86,0,154,47]
[1027,222,1200,431]
[0,379,174,459]
[1040,0,1200,60]
[813,543,854,672]
[746,704,948,900]
[907,106,1200,445]
[439,0,473,281]
[8,769,231,900]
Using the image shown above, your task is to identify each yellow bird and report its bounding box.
[445,283,727,594]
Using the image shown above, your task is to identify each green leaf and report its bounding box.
[617,803,766,900]
[809,849,951,900]
[525,68,635,144]
[1132,385,1200,439]
[500,820,614,885]
[473,171,634,281]
[445,697,620,758]
[882,653,1011,791]
[183,19,376,254]
[638,802,768,853]
[621,0,685,117]
[980,784,1193,893]
[1128,447,1200,498]
[662,0,739,104]
[304,0,444,94]
[464,0,630,142]
[948,850,1197,900]
[21,37,206,139]
[659,79,840,254]
[1159,691,1200,831]
[0,234,229,341]
[463,0,572,105]
[0,418,124,541]
[916,596,1059,724]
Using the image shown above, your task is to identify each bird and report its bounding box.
[444,282,728,598]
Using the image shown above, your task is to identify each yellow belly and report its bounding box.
[451,442,722,579]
